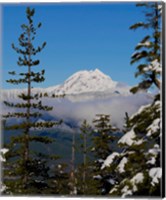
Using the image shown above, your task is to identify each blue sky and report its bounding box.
[2,3,149,89]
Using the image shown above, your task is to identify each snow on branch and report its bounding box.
[121,172,144,197]
[137,41,151,47]
[146,144,160,165]
[154,100,161,112]
[0,148,9,162]
[149,167,162,186]
[101,152,119,170]
[158,4,162,14]
[143,59,161,73]
[0,148,9,193]
[130,172,144,192]
[121,185,133,197]
[116,157,128,173]
[118,129,136,146]
[147,118,160,137]
[130,103,151,120]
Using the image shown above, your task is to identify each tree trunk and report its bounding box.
[83,131,87,194]
[23,25,31,189]
[70,130,76,195]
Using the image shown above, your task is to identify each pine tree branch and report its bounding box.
[5,120,61,130]
[3,112,42,118]
[3,100,53,111]
[6,78,28,84]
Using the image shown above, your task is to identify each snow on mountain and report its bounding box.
[2,69,153,129]
[2,69,130,100]
[54,68,118,94]
[48,68,130,95]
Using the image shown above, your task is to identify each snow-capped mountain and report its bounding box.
[2,69,153,130]
[47,68,130,95]
[50,69,118,95]
[2,69,130,100]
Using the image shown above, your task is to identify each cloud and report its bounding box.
[2,92,153,130]
[43,93,153,130]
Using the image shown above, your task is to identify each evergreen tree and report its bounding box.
[3,7,60,194]
[109,97,161,197]
[130,2,161,93]
[92,114,116,159]
[77,120,90,194]
[46,163,70,195]
[75,120,98,195]
[108,2,162,197]
[0,148,9,194]
[92,114,117,195]
[68,126,77,195]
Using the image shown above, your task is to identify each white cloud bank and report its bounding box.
[2,92,153,130]
[43,92,153,129]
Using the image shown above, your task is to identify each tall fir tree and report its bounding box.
[77,120,90,194]
[108,2,162,197]
[92,114,117,195]
[46,163,70,195]
[75,120,98,195]
[2,7,60,194]
[68,125,77,195]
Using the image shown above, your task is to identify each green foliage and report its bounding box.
[75,120,100,195]
[110,6,161,188]
[91,114,118,194]
[2,7,61,195]
[109,98,161,197]
[130,2,161,92]
[108,3,162,197]
[92,114,117,159]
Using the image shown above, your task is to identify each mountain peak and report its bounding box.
[56,68,117,94]
[92,68,110,78]
[68,68,110,81]
[2,69,130,97]
[94,68,103,73]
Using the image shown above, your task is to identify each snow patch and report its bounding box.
[130,172,144,192]
[109,186,118,194]
[93,175,102,179]
[154,101,161,112]
[147,144,160,165]
[101,152,119,169]
[121,186,133,197]
[118,129,136,146]
[143,59,161,73]
[0,149,9,193]
[147,157,156,165]
[0,183,7,194]
[0,148,9,162]
[130,103,151,119]
[149,167,162,186]
[148,144,160,155]
[117,157,128,173]
[137,41,151,47]
[0,148,9,155]
[147,118,160,137]
[158,4,162,14]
